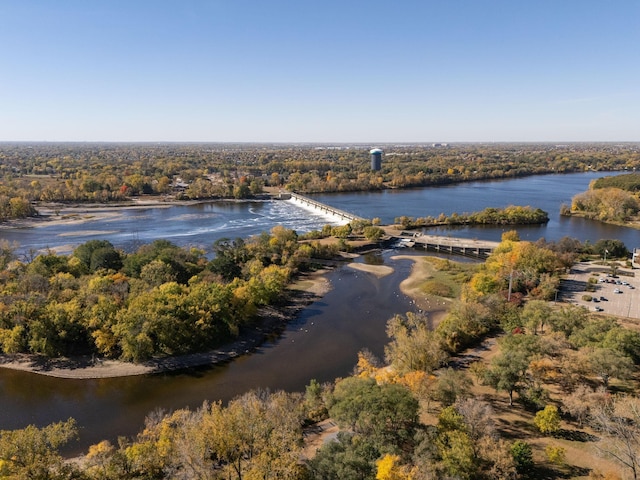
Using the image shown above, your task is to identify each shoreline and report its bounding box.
[0,254,448,379]
[0,269,332,379]
[0,197,260,230]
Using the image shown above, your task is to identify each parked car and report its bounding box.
[600,296,608,301]
[614,288,622,294]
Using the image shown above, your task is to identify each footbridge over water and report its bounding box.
[279,192,364,223]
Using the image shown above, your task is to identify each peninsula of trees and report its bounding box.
[569,172,640,225]
[0,227,346,362]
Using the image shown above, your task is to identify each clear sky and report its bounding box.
[1,1,639,143]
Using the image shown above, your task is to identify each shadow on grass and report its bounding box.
[554,428,599,443]
[523,464,591,480]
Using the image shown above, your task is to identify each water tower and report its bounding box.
[370,148,383,171]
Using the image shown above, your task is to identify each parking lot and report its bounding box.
[562,262,640,320]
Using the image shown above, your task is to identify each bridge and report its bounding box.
[280,192,364,222]
[389,229,499,258]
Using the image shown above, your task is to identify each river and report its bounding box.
[0,171,637,454]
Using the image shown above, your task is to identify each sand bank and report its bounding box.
[346,263,394,277]
[392,254,450,326]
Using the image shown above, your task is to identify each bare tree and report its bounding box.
[590,395,640,480]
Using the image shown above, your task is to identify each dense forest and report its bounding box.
[0,225,355,362]
[592,173,640,192]
[1,142,639,221]
[2,232,640,479]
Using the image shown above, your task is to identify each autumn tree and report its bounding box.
[385,312,448,374]
[534,405,562,434]
[0,419,79,480]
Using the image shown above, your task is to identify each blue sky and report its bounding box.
[1,1,638,142]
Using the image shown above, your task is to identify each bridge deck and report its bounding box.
[386,228,499,258]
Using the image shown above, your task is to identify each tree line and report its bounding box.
[1,142,639,221]
[395,205,549,230]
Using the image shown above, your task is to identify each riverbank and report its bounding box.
[561,210,640,230]
[0,197,221,230]
[0,268,332,379]
[0,253,449,379]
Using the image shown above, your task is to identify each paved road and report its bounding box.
[562,262,639,320]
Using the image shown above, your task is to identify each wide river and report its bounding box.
[0,171,638,454]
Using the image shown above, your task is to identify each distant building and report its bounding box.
[633,248,640,268]
[370,148,383,171]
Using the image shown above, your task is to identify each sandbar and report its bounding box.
[392,254,450,326]
[346,263,394,277]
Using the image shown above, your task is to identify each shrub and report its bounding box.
[422,281,453,297]
[545,445,566,465]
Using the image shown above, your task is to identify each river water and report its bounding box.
[0,171,638,454]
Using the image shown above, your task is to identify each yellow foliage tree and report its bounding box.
[376,453,413,480]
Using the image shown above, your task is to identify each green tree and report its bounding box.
[432,368,472,407]
[586,347,634,390]
[485,335,539,406]
[329,376,419,455]
[521,299,552,335]
[510,440,534,473]
[309,431,379,480]
[73,240,120,273]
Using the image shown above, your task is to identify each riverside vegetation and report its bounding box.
[568,173,640,226]
[1,142,639,222]
[2,230,640,479]
[0,225,364,362]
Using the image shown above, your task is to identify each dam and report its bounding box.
[278,191,363,224]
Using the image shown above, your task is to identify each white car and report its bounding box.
[614,288,622,294]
